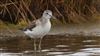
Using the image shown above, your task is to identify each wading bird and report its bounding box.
[22,10,56,53]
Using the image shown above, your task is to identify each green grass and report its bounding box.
[0,19,28,30]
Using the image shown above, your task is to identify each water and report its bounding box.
[0,35,100,56]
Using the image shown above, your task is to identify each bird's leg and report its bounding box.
[38,37,43,52]
[34,38,37,56]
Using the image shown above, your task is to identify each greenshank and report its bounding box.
[22,10,55,53]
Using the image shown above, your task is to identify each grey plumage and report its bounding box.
[23,21,36,31]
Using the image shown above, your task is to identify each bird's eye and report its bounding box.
[46,13,48,14]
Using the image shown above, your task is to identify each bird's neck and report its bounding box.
[40,17,50,24]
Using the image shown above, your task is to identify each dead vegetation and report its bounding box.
[0,0,100,25]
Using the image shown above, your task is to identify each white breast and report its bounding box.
[24,20,51,38]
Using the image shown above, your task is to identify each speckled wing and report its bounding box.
[23,20,37,31]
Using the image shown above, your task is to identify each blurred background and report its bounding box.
[0,0,100,25]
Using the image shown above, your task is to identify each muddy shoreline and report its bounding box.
[0,29,100,41]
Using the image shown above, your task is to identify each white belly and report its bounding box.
[24,21,51,38]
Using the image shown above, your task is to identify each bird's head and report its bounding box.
[42,10,56,19]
